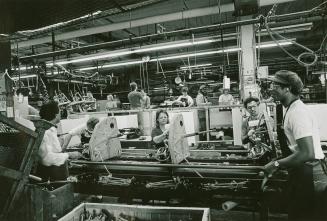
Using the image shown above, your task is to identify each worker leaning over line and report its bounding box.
[263,70,327,221]
[62,117,99,150]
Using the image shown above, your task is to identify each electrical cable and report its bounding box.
[264,5,318,67]
[146,62,150,93]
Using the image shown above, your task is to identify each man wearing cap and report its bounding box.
[264,70,327,221]
[128,82,145,110]
[196,85,208,106]
[219,88,234,105]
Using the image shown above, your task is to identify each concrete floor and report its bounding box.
[210,210,287,221]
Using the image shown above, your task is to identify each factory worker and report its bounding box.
[128,82,145,110]
[263,70,327,221]
[37,101,82,181]
[62,117,99,149]
[174,86,194,107]
[196,85,208,105]
[105,94,117,111]
[219,88,234,105]
[151,109,169,148]
[242,96,261,144]
[140,89,151,109]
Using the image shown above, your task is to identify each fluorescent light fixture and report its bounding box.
[78,60,144,71]
[151,47,241,61]
[12,74,37,80]
[52,40,293,72]
[260,23,313,34]
[180,63,212,69]
[256,41,292,48]
[134,39,215,53]
[11,66,38,71]
[11,71,60,80]
[55,50,132,65]
[49,38,218,66]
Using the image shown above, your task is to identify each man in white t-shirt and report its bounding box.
[62,117,99,149]
[264,70,327,221]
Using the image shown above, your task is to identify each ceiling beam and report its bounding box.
[13,0,295,48]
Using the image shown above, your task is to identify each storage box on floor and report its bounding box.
[12,183,74,221]
[59,203,210,221]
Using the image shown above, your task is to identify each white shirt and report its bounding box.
[38,127,69,166]
[219,94,234,105]
[177,95,194,107]
[196,93,207,105]
[69,125,86,137]
[283,100,324,159]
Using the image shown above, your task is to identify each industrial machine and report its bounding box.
[65,113,287,220]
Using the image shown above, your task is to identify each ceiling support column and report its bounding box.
[238,18,258,100]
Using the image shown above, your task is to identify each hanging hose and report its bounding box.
[264,5,318,67]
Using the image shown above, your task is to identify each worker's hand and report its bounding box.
[263,161,278,178]
[68,151,83,159]
[247,129,255,137]
[162,130,169,137]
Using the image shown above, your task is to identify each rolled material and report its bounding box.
[222,201,238,211]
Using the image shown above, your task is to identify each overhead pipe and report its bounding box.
[19,15,322,62]
[14,0,297,48]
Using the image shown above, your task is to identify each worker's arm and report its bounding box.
[264,136,315,175]
[188,96,194,107]
[153,130,168,144]
[62,133,73,150]
[279,136,315,167]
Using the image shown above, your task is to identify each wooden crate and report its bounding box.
[59,203,210,221]
[14,183,74,221]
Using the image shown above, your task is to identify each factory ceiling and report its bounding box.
[1,0,327,89]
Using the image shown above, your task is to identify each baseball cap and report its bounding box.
[268,70,304,94]
[199,85,206,90]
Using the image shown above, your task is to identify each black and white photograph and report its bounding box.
[0,0,327,220]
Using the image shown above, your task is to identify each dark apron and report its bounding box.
[36,161,69,182]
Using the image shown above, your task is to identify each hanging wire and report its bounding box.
[145,62,150,93]
[142,62,146,89]
[139,63,143,89]
[264,5,318,67]
[216,0,226,75]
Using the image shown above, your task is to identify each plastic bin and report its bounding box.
[59,203,210,221]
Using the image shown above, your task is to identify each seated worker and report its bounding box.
[62,117,100,149]
[106,94,117,111]
[219,88,234,105]
[86,91,94,100]
[151,109,169,148]
[37,101,82,181]
[173,87,194,107]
